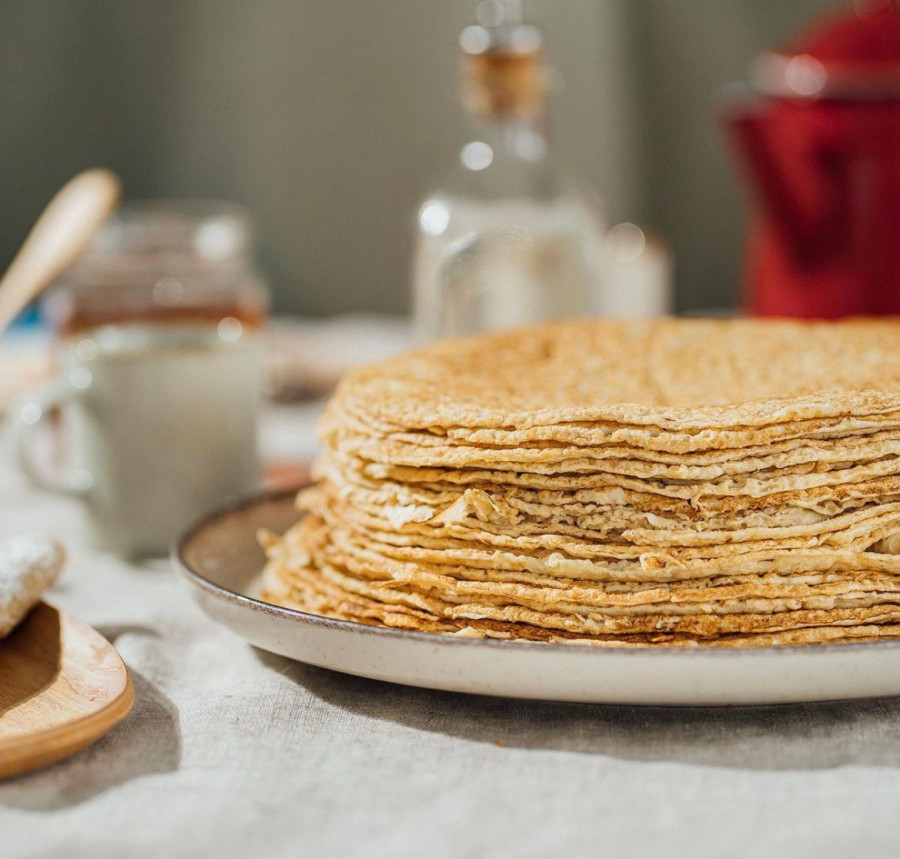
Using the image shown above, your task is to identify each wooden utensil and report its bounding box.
[0,168,120,336]
[0,602,133,780]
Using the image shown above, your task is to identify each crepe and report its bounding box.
[262,318,900,647]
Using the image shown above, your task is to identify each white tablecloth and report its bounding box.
[3,411,900,859]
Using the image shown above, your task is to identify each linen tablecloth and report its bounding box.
[3,409,900,859]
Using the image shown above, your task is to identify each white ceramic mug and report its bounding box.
[14,321,264,557]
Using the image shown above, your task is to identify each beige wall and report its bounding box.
[0,0,836,316]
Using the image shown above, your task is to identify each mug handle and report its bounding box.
[12,375,92,497]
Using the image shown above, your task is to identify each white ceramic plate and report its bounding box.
[174,490,900,706]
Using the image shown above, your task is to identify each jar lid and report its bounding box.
[66,201,255,287]
[753,1,900,99]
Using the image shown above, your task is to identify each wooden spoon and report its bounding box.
[0,168,121,336]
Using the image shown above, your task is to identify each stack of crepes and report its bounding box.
[262,318,900,647]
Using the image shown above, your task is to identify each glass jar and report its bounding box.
[45,201,268,335]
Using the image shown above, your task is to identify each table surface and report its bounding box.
[3,408,900,859]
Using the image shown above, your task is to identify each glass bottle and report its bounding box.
[412,0,606,343]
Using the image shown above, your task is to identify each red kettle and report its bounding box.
[721,0,900,318]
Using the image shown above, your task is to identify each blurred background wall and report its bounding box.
[0,0,836,316]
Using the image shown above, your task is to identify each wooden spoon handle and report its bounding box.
[0,169,120,335]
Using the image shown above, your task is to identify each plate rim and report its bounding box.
[172,487,900,661]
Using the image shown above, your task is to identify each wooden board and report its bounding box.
[0,602,133,780]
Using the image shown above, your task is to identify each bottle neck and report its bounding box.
[463,109,550,164]
[458,43,549,164]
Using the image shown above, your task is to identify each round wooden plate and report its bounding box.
[0,602,133,780]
